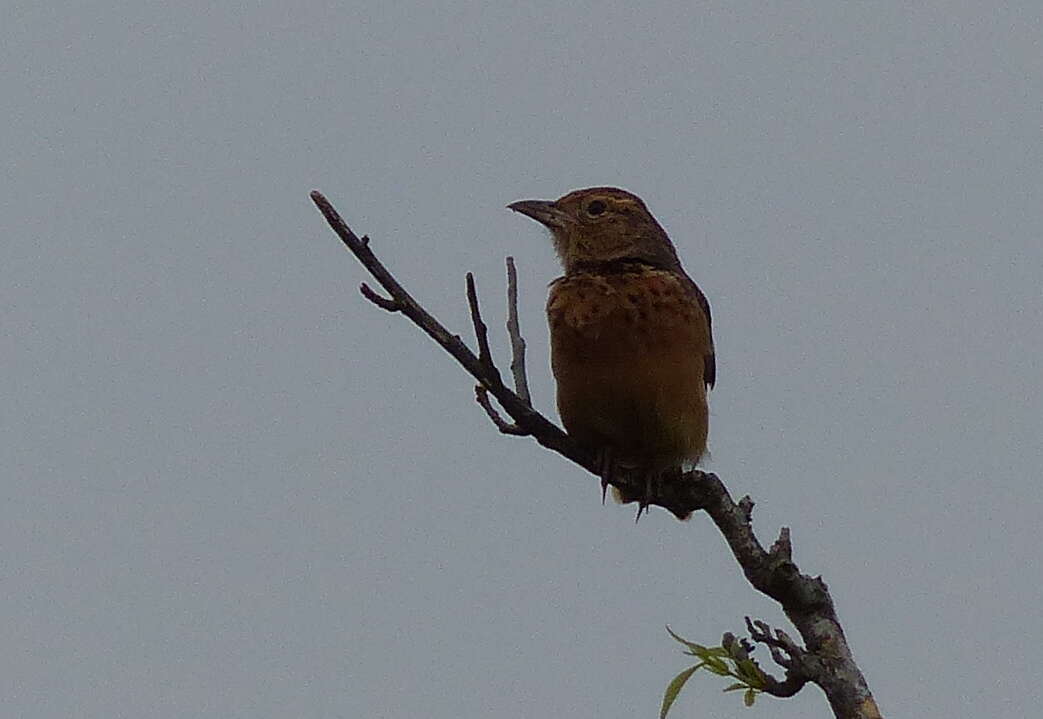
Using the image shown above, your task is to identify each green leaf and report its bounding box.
[735,659,766,688]
[666,626,710,656]
[660,665,700,719]
[665,625,692,647]
[723,683,747,693]
[702,656,731,676]
[744,688,757,707]
[691,647,712,661]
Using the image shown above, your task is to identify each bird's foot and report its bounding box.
[634,470,661,523]
[597,447,615,505]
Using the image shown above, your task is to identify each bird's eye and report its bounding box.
[585,200,607,216]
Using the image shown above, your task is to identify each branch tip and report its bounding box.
[360,282,400,312]
[743,616,812,698]
[475,385,529,435]
[504,256,532,405]
[770,527,793,562]
[737,495,755,523]
[465,273,495,373]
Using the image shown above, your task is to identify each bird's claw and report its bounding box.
[597,447,614,505]
[634,471,658,522]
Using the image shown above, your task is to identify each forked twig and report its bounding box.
[743,617,814,698]
[466,270,526,434]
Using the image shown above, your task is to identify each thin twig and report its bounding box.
[742,619,810,698]
[747,618,802,668]
[743,617,818,698]
[465,273,495,374]
[505,257,532,405]
[468,272,525,434]
[475,385,529,435]
[360,282,401,312]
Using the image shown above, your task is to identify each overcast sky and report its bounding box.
[4,2,1042,717]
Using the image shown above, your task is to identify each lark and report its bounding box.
[510,188,714,517]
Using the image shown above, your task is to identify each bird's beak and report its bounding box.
[507,200,571,229]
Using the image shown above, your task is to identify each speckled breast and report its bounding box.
[546,265,711,469]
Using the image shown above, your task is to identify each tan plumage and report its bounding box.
[509,187,714,514]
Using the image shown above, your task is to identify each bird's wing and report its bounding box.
[690,280,715,389]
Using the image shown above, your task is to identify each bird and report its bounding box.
[508,187,714,518]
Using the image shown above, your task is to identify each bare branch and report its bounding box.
[311,190,882,719]
[465,273,495,374]
[743,617,817,698]
[466,268,527,435]
[505,257,532,405]
[360,282,401,312]
[747,617,801,668]
[475,385,528,435]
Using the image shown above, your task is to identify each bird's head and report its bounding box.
[508,187,682,273]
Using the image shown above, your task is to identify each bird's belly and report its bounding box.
[550,306,708,469]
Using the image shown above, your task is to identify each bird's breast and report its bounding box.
[546,268,711,468]
[547,269,705,343]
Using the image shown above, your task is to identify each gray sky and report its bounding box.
[4,2,1042,717]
